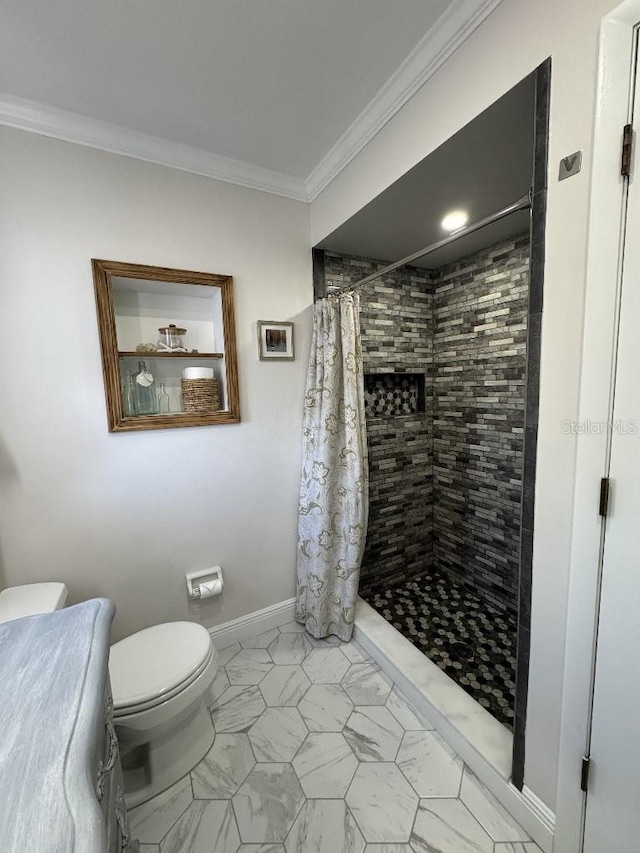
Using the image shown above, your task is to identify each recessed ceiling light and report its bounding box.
[441,210,469,233]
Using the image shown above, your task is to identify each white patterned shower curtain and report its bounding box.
[295,292,369,641]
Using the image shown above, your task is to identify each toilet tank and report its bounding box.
[0,583,68,624]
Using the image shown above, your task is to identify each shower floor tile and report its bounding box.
[128,626,537,853]
[364,570,517,728]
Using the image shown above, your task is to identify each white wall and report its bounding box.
[0,127,312,642]
[310,0,620,815]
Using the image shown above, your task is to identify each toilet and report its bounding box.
[0,583,219,809]
[109,620,219,808]
[0,582,69,622]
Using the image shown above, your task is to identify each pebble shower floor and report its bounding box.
[366,568,518,729]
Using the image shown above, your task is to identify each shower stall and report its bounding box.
[310,63,547,793]
[320,225,531,730]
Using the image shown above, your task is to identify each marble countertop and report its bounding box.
[0,598,115,852]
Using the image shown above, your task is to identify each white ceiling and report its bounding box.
[2,0,453,176]
[0,0,505,199]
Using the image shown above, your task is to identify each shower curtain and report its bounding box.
[295,292,369,641]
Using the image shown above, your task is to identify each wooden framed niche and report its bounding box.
[92,259,240,432]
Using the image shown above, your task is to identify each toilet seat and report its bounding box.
[110,621,213,715]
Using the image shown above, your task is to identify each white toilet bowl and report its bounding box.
[109,621,219,808]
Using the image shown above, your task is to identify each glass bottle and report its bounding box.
[157,382,170,414]
[134,361,158,415]
[122,371,137,417]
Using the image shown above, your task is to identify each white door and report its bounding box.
[583,44,640,853]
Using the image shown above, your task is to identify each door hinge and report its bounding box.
[621,124,633,177]
[581,756,591,792]
[599,477,610,517]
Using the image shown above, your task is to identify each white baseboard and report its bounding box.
[208,597,297,648]
[522,785,556,843]
[354,598,555,853]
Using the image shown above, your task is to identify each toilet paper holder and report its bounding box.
[186,566,224,600]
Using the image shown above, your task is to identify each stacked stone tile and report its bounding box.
[433,236,529,612]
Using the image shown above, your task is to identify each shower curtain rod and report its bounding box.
[335,192,532,292]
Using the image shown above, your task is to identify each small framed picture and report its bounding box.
[258,321,294,361]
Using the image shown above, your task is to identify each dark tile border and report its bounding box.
[312,247,326,301]
[511,57,551,791]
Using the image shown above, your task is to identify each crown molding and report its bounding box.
[0,0,503,204]
[304,0,505,201]
[0,94,309,202]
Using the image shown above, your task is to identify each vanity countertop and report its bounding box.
[0,598,116,852]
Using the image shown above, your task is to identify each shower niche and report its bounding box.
[364,372,426,419]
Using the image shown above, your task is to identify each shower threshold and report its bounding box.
[363,569,517,728]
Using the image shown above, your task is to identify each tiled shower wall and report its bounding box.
[433,236,529,612]
[324,254,434,593]
[324,233,529,613]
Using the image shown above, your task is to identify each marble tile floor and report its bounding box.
[128,623,541,853]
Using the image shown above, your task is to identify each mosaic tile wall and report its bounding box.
[324,254,434,594]
[432,235,530,612]
[323,235,529,612]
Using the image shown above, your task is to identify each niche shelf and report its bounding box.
[118,351,224,359]
[92,259,240,432]
[364,372,426,419]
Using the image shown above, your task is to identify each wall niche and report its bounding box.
[364,372,426,419]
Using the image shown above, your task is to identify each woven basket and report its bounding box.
[181,377,220,413]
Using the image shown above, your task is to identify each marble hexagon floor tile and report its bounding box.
[307,633,343,647]
[233,764,305,844]
[298,683,354,731]
[459,768,531,843]
[342,662,393,705]
[285,799,364,853]
[226,649,274,685]
[211,666,231,699]
[217,643,242,666]
[191,733,255,798]
[396,730,463,798]
[212,685,266,732]
[343,706,404,762]
[248,707,308,762]
[346,762,418,843]
[268,632,312,664]
[410,799,493,853]
[129,629,537,853]
[128,775,193,844]
[302,646,351,683]
[278,621,306,633]
[340,640,369,664]
[159,800,240,853]
[292,732,358,798]
[385,686,434,732]
[259,664,311,706]
[241,628,281,649]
